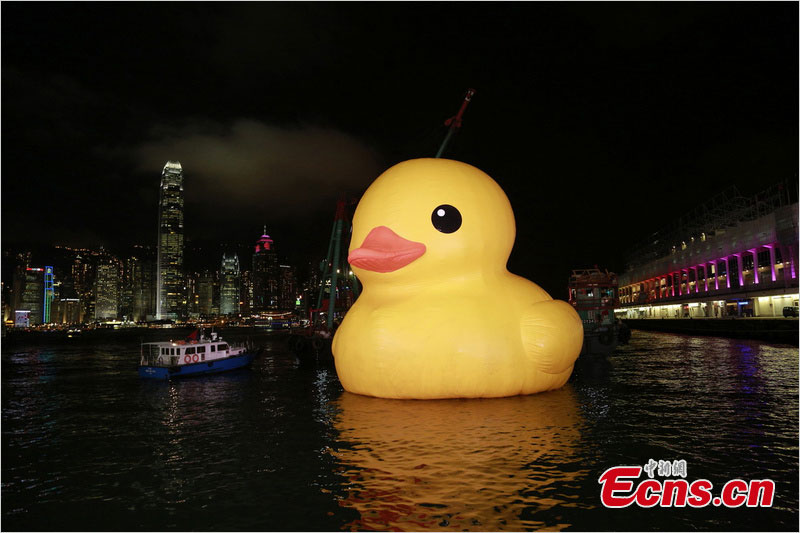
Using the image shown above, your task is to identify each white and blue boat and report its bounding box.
[139,331,254,380]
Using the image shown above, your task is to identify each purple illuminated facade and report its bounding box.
[618,181,798,318]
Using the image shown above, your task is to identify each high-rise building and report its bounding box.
[156,160,185,320]
[43,266,54,323]
[133,258,156,322]
[12,251,31,312]
[19,267,45,325]
[240,270,252,316]
[220,253,241,316]
[279,264,297,310]
[95,261,119,320]
[197,270,216,317]
[52,298,82,324]
[252,228,279,312]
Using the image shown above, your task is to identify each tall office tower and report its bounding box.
[197,271,216,316]
[156,160,185,320]
[239,270,252,316]
[252,228,279,312]
[117,257,138,321]
[43,266,54,323]
[132,257,156,322]
[19,267,45,325]
[220,253,241,316]
[52,298,82,324]
[12,251,31,312]
[95,261,119,320]
[278,264,297,310]
[187,272,200,317]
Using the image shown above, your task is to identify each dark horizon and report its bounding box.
[2,2,798,297]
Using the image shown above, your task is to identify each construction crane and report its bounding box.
[435,88,476,158]
[313,196,360,330]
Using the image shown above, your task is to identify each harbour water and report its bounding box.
[2,329,797,531]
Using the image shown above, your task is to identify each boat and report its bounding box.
[568,268,631,355]
[138,330,254,379]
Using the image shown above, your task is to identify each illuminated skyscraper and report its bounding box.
[156,161,185,320]
[197,271,216,316]
[19,267,44,325]
[220,253,240,316]
[43,266,54,323]
[252,228,279,312]
[279,264,296,310]
[95,261,119,320]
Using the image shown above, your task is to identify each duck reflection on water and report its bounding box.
[330,385,591,531]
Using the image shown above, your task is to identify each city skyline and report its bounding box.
[2,2,797,298]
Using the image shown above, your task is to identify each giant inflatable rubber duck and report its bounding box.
[332,158,583,399]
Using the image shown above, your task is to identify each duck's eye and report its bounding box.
[431,204,462,233]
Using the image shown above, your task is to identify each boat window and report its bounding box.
[210,345,216,352]
[197,346,206,353]
[161,348,167,355]
[201,353,205,361]
[218,344,228,351]
[185,347,196,355]
[170,348,175,356]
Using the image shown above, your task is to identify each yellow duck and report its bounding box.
[332,158,583,399]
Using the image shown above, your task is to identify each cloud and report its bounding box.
[130,119,382,216]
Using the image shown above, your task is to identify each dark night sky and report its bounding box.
[2,2,797,296]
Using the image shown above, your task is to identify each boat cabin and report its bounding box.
[140,335,240,367]
[568,268,619,330]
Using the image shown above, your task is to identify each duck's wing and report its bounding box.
[520,300,583,374]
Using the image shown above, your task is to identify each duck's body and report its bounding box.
[333,158,582,399]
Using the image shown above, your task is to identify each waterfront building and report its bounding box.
[1,281,9,324]
[279,264,297,311]
[43,266,54,323]
[19,267,45,325]
[197,271,217,317]
[11,251,31,313]
[220,254,241,316]
[156,161,185,320]
[240,270,253,316]
[252,229,279,312]
[52,298,82,324]
[617,181,799,319]
[95,261,119,321]
[132,256,156,322]
[71,253,96,320]
[187,272,200,318]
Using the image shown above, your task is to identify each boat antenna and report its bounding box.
[435,88,476,158]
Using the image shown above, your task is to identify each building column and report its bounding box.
[701,264,708,292]
[683,268,689,295]
[735,253,744,287]
[789,244,797,279]
[767,245,776,282]
[749,248,759,285]
[724,257,731,288]
[710,260,718,290]
[692,266,699,293]
[671,272,676,296]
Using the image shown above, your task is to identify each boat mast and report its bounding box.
[435,88,476,158]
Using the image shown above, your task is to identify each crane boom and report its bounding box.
[435,88,476,158]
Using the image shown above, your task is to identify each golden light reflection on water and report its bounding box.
[331,385,591,531]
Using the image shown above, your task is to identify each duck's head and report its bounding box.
[348,158,516,286]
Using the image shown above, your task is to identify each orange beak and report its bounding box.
[348,226,426,273]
